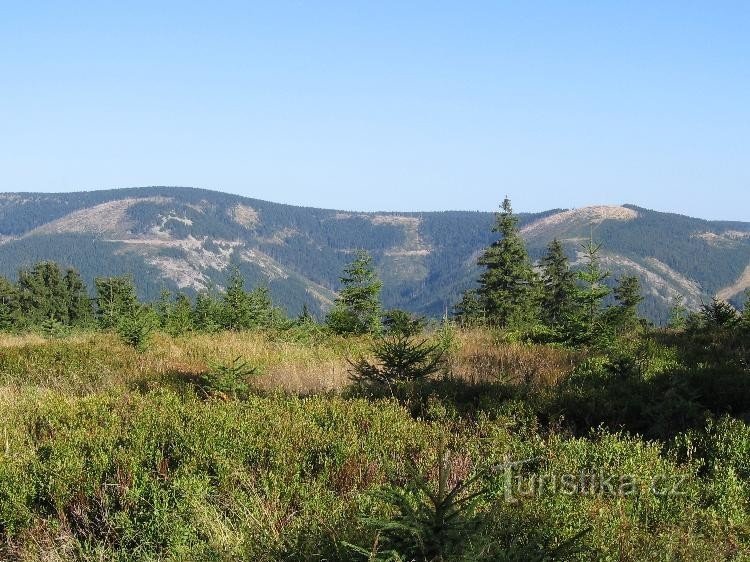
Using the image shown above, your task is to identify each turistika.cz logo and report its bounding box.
[498,458,688,503]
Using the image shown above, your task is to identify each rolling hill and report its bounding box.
[1,186,749,323]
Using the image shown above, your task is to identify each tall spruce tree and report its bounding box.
[540,239,576,328]
[63,269,93,327]
[221,268,252,330]
[193,292,221,332]
[567,236,611,345]
[610,275,643,334]
[17,262,71,325]
[95,275,139,329]
[246,286,282,329]
[472,197,539,328]
[326,250,382,335]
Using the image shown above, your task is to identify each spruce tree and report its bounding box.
[193,292,221,332]
[246,286,282,329]
[158,291,194,336]
[219,270,282,331]
[668,294,688,330]
[610,275,643,334]
[566,237,611,345]
[221,268,251,330]
[18,261,70,325]
[156,289,173,328]
[95,275,139,329]
[326,250,382,335]
[0,276,20,331]
[540,238,576,328]
[700,297,740,329]
[64,269,93,327]
[169,293,194,336]
[453,289,484,326]
[473,197,539,328]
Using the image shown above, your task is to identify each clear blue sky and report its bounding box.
[1,2,748,220]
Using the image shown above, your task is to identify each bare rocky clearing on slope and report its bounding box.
[521,206,639,238]
[717,263,750,301]
[29,197,173,237]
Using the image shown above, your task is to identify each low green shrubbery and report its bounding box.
[0,388,748,560]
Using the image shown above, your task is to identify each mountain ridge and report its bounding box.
[1,186,749,322]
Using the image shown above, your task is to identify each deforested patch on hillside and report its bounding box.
[573,251,702,307]
[112,235,240,291]
[693,230,750,248]
[240,249,290,280]
[147,255,211,290]
[29,197,173,237]
[521,205,639,239]
[370,214,420,227]
[304,282,337,307]
[374,215,431,257]
[716,262,750,301]
[229,203,260,229]
[643,257,703,306]
[257,227,301,245]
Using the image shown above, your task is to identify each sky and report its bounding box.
[1,2,748,220]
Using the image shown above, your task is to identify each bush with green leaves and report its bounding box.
[0,378,749,559]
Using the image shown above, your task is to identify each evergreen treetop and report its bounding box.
[326,250,383,335]
[474,197,540,328]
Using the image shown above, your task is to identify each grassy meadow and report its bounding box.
[1,326,749,561]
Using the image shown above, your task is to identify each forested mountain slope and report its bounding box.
[1,186,748,322]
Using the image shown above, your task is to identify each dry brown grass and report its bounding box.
[448,329,584,388]
[152,331,369,392]
[0,328,583,395]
